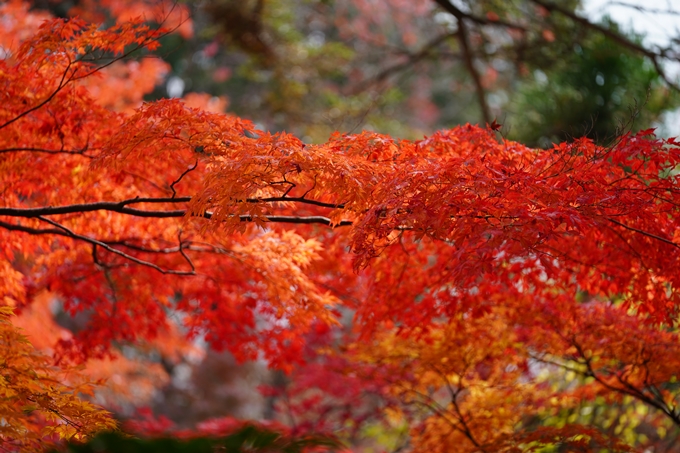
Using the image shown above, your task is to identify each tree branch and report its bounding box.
[0,61,74,131]
[0,220,68,237]
[606,217,680,249]
[0,18,175,131]
[0,194,345,218]
[350,32,458,95]
[434,0,492,124]
[0,147,93,157]
[170,160,198,198]
[37,216,196,275]
[431,0,527,31]
[570,339,680,427]
[605,1,680,16]
[0,212,354,229]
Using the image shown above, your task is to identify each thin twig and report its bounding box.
[434,0,492,123]
[606,217,679,248]
[36,216,196,275]
[603,1,680,17]
[0,13,178,131]
[177,230,196,273]
[170,160,198,198]
[350,32,458,95]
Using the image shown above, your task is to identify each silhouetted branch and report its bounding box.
[0,146,93,157]
[434,0,492,124]
[0,195,345,218]
[170,160,198,198]
[606,217,680,248]
[0,213,354,229]
[37,216,196,275]
[432,0,526,30]
[603,1,680,17]
[350,32,458,95]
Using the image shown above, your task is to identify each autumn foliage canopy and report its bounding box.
[2,1,680,451]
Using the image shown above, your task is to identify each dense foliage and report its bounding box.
[2,0,680,452]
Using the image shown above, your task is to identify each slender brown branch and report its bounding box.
[571,342,680,426]
[404,385,484,450]
[36,216,196,275]
[243,196,345,209]
[0,147,93,157]
[350,32,458,95]
[532,349,680,425]
[177,231,196,273]
[170,160,198,198]
[605,1,680,16]
[606,217,679,248]
[431,0,527,31]
[0,17,175,131]
[119,196,191,205]
[430,364,485,451]
[0,220,68,237]
[92,244,105,268]
[434,0,492,123]
[0,61,74,131]
[239,215,354,227]
[107,240,184,254]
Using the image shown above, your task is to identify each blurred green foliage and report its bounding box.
[507,20,678,147]
[53,425,341,453]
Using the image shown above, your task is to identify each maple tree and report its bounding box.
[2,0,680,452]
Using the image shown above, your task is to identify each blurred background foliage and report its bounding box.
[138,0,679,145]
[507,19,676,147]
[54,425,340,453]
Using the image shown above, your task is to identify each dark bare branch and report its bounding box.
[0,212,354,230]
[606,217,680,249]
[177,231,196,273]
[603,1,680,16]
[0,61,75,131]
[170,160,198,198]
[0,16,177,131]
[350,32,458,95]
[0,220,69,237]
[434,0,492,124]
[0,147,93,157]
[37,216,196,275]
[432,0,527,31]
[0,193,347,218]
